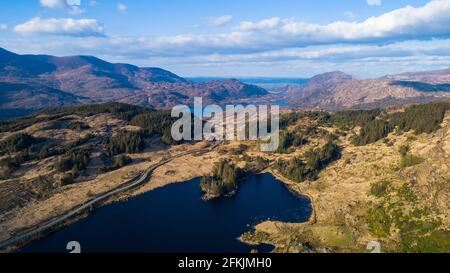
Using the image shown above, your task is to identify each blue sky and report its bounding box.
[0,0,449,78]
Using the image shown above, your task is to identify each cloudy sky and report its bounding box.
[1,0,450,78]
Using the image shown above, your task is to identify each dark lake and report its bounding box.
[20,173,312,253]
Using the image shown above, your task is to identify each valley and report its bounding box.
[2,0,450,265]
[0,48,269,119]
[0,101,448,253]
[2,47,450,121]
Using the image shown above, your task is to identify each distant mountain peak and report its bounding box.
[318,70,350,76]
[0,47,15,55]
[0,47,20,61]
[0,47,269,114]
[289,68,450,110]
[309,71,355,82]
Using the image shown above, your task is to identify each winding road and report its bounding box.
[0,142,218,251]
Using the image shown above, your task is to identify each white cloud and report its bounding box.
[209,15,233,27]
[4,37,450,78]
[40,0,84,14]
[232,45,411,62]
[239,17,281,31]
[6,0,450,77]
[367,0,382,6]
[117,3,127,14]
[16,1,450,56]
[232,0,450,49]
[14,17,104,37]
[40,0,66,9]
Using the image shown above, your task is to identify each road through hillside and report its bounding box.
[0,142,218,251]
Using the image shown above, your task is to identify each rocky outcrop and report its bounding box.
[289,70,450,110]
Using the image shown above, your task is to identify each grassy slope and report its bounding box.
[241,112,450,253]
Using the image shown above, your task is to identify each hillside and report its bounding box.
[288,71,356,108]
[288,70,450,110]
[0,103,177,216]
[0,102,448,252]
[0,48,268,115]
[0,103,223,249]
[0,82,90,119]
[239,101,450,253]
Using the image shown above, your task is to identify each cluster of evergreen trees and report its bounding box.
[0,134,56,178]
[29,135,92,164]
[130,110,172,134]
[0,103,151,133]
[0,115,63,133]
[7,132,135,179]
[279,111,331,130]
[390,102,450,134]
[200,156,269,199]
[0,133,39,153]
[277,130,307,153]
[63,134,92,151]
[1,102,189,152]
[336,102,449,146]
[274,156,313,182]
[305,139,341,170]
[352,119,392,146]
[328,109,382,129]
[0,134,57,178]
[0,102,189,182]
[55,147,91,185]
[280,112,307,129]
[274,139,341,182]
[277,109,389,148]
[105,130,145,156]
[200,160,241,197]
[130,110,179,145]
[56,147,90,174]
[42,102,151,121]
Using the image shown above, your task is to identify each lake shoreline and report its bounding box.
[17,173,312,253]
[0,142,219,253]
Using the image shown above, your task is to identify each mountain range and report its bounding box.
[1,47,450,118]
[0,47,268,118]
[287,70,450,110]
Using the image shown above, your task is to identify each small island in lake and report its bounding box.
[200,159,240,200]
[200,156,270,200]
